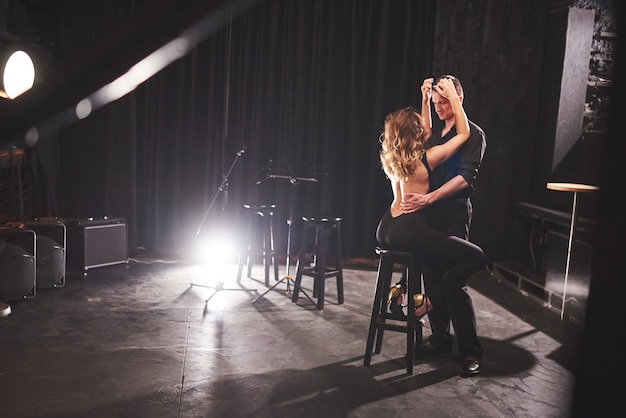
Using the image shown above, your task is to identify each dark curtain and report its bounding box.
[51,0,437,259]
[431,0,551,266]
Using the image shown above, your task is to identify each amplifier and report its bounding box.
[65,217,128,272]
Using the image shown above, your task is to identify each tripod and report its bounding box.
[251,160,325,304]
[190,148,257,304]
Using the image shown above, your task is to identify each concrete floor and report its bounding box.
[0,256,583,418]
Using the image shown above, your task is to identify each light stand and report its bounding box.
[190,148,257,304]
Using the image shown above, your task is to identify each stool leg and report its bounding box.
[374,267,397,355]
[364,255,393,366]
[263,213,271,287]
[406,266,416,375]
[335,221,344,305]
[246,214,258,279]
[237,214,254,283]
[315,227,328,310]
[236,251,245,284]
[247,217,256,279]
[312,227,320,299]
[414,269,423,359]
[270,213,279,282]
[291,225,309,303]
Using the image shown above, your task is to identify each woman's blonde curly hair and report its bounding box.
[379,106,427,181]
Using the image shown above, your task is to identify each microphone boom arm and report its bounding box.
[196,148,245,235]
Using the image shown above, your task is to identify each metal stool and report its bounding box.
[363,247,423,375]
[292,215,344,310]
[237,204,279,287]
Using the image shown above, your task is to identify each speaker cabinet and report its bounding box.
[65,217,128,272]
[0,226,36,301]
[9,218,66,290]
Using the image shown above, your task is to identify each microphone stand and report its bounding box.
[251,174,318,306]
[190,148,257,304]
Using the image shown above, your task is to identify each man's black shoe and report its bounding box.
[461,356,481,377]
[422,340,453,355]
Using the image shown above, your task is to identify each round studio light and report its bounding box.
[1,50,35,99]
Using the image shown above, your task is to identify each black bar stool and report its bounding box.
[237,204,279,287]
[291,215,344,310]
[363,247,423,375]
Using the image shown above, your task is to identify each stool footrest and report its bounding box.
[245,249,277,256]
[299,266,340,277]
[375,321,412,333]
[379,311,410,321]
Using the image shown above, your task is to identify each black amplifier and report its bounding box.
[65,217,128,272]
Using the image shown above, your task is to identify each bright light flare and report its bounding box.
[91,37,190,107]
[76,98,92,119]
[1,50,35,99]
[192,232,238,266]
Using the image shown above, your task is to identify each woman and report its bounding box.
[375,77,485,318]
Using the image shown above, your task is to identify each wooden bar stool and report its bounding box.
[291,215,344,310]
[363,247,423,375]
[237,204,279,287]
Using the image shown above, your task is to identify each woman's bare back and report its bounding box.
[400,159,430,196]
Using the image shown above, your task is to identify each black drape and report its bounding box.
[50,0,437,259]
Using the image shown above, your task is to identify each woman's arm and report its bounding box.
[427,78,470,165]
[421,78,433,141]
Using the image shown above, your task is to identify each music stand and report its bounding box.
[190,148,257,304]
[252,160,326,304]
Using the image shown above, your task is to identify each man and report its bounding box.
[401,74,487,377]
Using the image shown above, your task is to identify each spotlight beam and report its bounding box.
[0,0,261,147]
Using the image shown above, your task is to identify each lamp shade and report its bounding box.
[0,49,35,99]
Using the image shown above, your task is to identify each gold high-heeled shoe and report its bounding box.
[388,284,405,315]
[387,284,404,304]
[413,294,432,318]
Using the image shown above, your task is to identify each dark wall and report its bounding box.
[430,0,550,265]
[429,0,614,267]
[51,0,439,259]
[4,0,617,266]
[571,0,623,413]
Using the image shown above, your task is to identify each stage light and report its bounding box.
[192,231,238,266]
[0,49,35,99]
